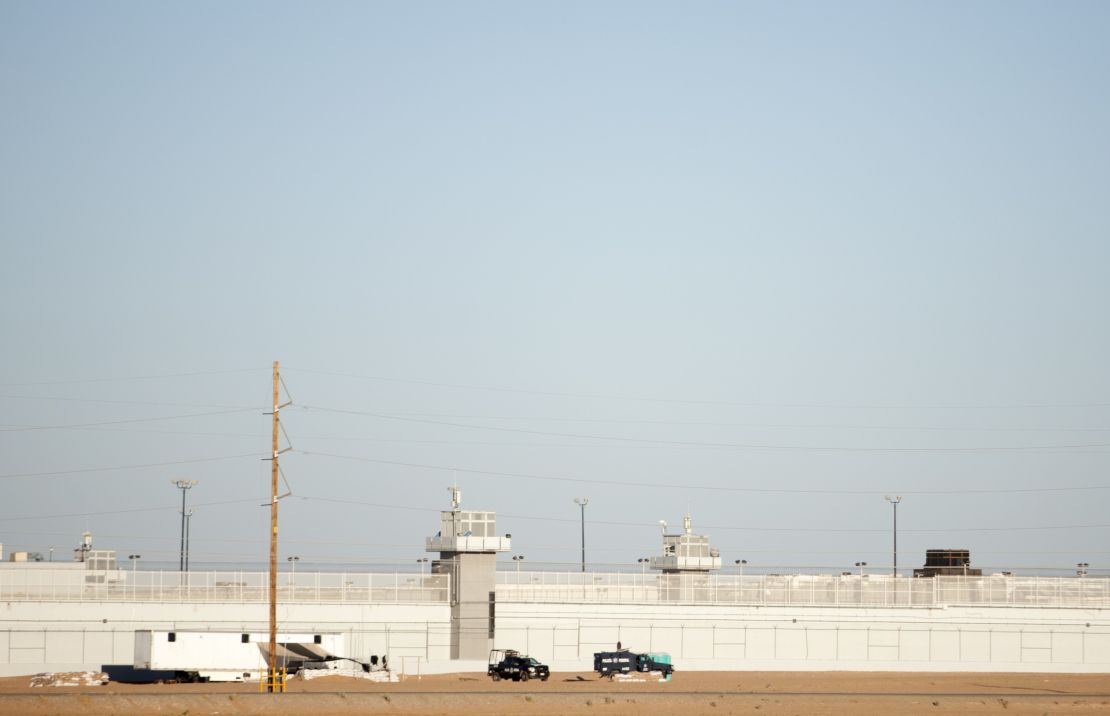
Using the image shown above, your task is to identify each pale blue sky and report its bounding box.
[1,2,1108,574]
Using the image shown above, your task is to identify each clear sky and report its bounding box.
[1,2,1108,575]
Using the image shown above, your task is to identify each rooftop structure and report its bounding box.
[914,549,983,578]
[649,513,721,573]
[425,487,511,555]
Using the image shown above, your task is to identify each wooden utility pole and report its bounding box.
[268,360,280,691]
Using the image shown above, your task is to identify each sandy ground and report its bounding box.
[0,671,1108,715]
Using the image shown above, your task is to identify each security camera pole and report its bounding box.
[884,495,902,577]
[172,480,197,573]
[574,497,589,573]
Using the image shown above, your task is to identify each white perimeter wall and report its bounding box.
[0,600,450,677]
[3,596,1109,676]
[492,602,1110,673]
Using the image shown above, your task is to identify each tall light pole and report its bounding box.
[574,497,589,573]
[129,554,141,600]
[735,559,747,579]
[1078,562,1090,578]
[513,554,525,581]
[855,561,867,576]
[417,557,428,577]
[184,509,194,572]
[172,480,197,572]
[287,556,299,587]
[638,557,650,579]
[884,495,902,577]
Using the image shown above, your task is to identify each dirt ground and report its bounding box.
[0,670,1108,715]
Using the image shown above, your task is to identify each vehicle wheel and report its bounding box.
[491,672,501,681]
[541,675,549,681]
[512,674,521,682]
[520,672,529,682]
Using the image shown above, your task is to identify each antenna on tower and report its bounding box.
[448,485,462,511]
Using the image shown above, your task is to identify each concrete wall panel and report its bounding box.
[714,625,746,660]
[1052,633,1083,664]
[775,627,806,660]
[1084,633,1110,663]
[899,629,929,662]
[81,631,114,666]
[990,630,1021,663]
[647,626,682,656]
[9,648,45,664]
[493,626,526,652]
[523,625,554,661]
[9,632,45,649]
[683,627,715,659]
[615,625,651,653]
[552,626,580,662]
[746,627,775,659]
[1022,631,1051,649]
[1021,631,1052,663]
[929,630,959,662]
[836,629,867,661]
[961,630,991,662]
[579,625,619,655]
[805,628,837,661]
[867,629,899,661]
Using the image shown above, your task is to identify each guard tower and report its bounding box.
[649,513,720,601]
[426,487,511,660]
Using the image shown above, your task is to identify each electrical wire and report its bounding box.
[287,367,1110,410]
[298,405,1110,453]
[0,407,260,433]
[292,494,1110,534]
[0,367,263,388]
[0,497,264,522]
[0,452,265,480]
[300,450,1110,495]
[299,409,1110,434]
[0,393,263,410]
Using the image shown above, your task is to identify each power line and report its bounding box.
[301,450,1110,495]
[0,367,263,388]
[0,407,260,433]
[293,494,1110,535]
[298,404,1110,453]
[9,397,1110,436]
[0,497,262,522]
[288,367,1110,410]
[0,393,262,410]
[0,453,264,480]
[0,425,269,440]
[297,409,1110,434]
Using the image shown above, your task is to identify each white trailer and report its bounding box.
[134,630,347,682]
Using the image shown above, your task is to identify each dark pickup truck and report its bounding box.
[488,649,550,682]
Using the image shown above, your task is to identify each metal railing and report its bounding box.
[495,571,1110,608]
[4,568,1107,608]
[0,569,450,604]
